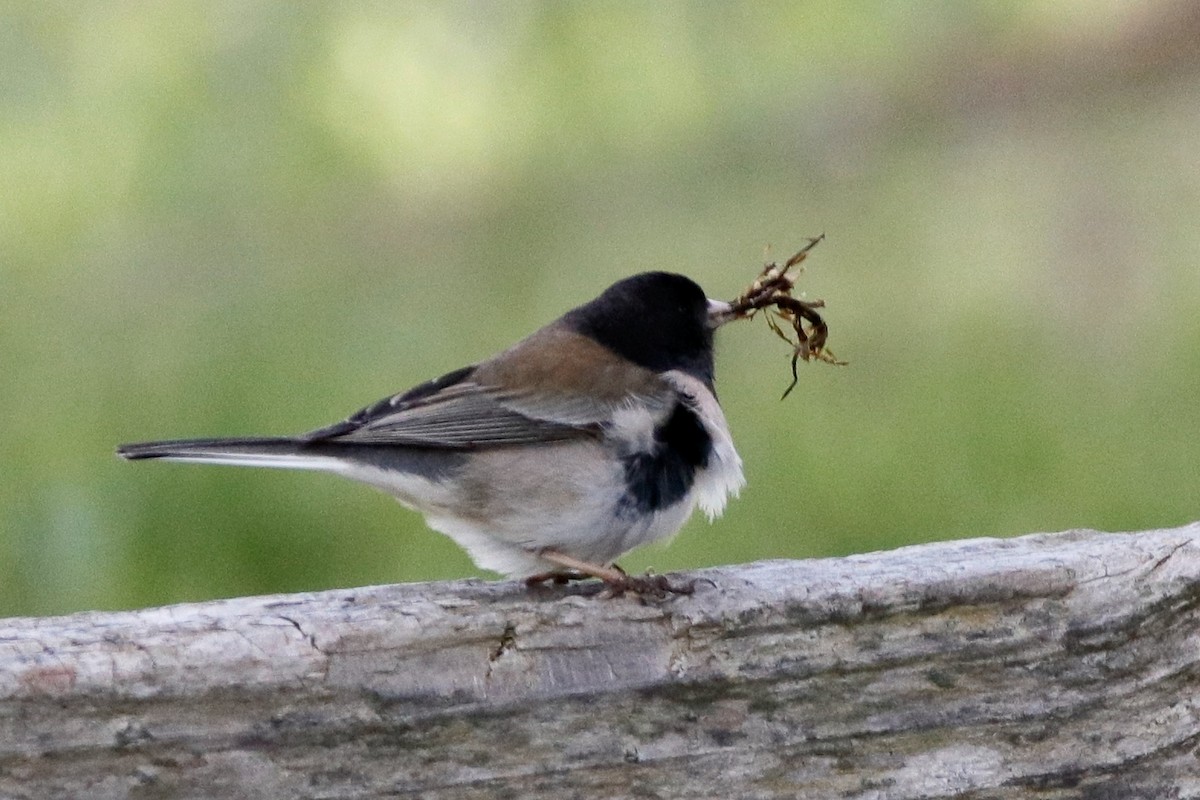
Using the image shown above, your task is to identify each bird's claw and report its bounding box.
[600,573,697,602]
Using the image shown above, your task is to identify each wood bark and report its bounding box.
[2,523,1199,799]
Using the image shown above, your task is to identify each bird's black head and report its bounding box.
[564,272,719,388]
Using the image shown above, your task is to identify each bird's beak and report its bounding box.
[707,298,737,329]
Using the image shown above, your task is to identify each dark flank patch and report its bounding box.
[620,403,711,515]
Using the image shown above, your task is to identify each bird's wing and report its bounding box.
[300,366,589,448]
[305,324,677,449]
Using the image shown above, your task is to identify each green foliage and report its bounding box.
[3,3,1198,616]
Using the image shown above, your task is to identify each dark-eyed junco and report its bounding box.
[118,272,744,593]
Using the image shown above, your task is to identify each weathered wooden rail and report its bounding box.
[2,523,1198,799]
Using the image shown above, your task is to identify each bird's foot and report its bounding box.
[534,550,698,602]
[599,572,697,600]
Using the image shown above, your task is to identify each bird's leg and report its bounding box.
[524,569,584,587]
[536,551,628,584]
[536,550,696,599]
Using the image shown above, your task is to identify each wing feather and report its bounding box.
[303,323,675,449]
[304,374,590,448]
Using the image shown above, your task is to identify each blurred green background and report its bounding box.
[3,2,1198,617]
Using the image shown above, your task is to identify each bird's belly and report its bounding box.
[418,440,699,577]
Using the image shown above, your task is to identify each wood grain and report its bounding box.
[2,523,1198,799]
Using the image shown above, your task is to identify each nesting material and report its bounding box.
[727,235,846,398]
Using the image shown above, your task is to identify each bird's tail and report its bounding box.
[116,437,347,472]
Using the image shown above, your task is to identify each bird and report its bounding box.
[118,272,745,595]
